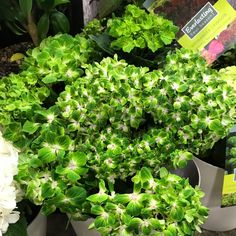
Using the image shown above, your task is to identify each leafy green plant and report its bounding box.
[1,4,236,236]
[106,4,178,53]
[222,193,236,207]
[87,168,208,236]
[0,0,71,46]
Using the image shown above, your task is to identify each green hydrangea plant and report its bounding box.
[87,168,208,236]
[1,4,236,236]
[107,4,178,53]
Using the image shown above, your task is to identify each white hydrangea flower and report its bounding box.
[0,131,20,235]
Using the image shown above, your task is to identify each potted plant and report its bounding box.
[0,0,72,78]
[1,4,236,236]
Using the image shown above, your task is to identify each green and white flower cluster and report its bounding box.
[0,4,236,235]
[0,132,19,236]
[87,168,208,236]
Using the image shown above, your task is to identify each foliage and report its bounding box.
[0,0,71,45]
[222,193,236,207]
[87,168,208,236]
[0,34,98,128]
[1,3,236,235]
[106,4,178,53]
[219,66,236,92]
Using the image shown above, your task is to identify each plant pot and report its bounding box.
[194,157,236,231]
[27,211,47,236]
[69,217,100,236]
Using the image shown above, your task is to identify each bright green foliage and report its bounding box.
[228,136,236,147]
[107,4,178,52]
[0,34,97,127]
[219,66,236,92]
[1,46,236,220]
[87,168,208,236]
[1,10,236,232]
[222,193,236,207]
[148,48,236,154]
[23,34,98,84]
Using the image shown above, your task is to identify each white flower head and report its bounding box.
[0,132,20,235]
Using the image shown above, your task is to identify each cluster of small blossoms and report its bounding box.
[0,132,20,235]
[87,168,208,235]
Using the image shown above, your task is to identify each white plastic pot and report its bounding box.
[27,211,47,236]
[194,157,236,232]
[69,217,100,236]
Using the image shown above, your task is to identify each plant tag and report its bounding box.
[143,0,236,64]
[222,125,236,207]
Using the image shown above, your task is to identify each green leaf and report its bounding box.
[177,84,188,93]
[41,182,55,198]
[38,147,56,164]
[94,216,107,228]
[56,136,70,149]
[53,0,70,7]
[36,0,54,10]
[66,186,87,206]
[209,119,224,135]
[22,120,39,134]
[182,188,194,199]
[42,74,57,84]
[126,201,142,216]
[37,14,50,41]
[87,194,108,203]
[19,0,32,18]
[113,194,130,204]
[170,207,184,221]
[139,167,153,183]
[67,171,81,182]
[50,10,70,33]
[159,167,168,178]
[41,201,57,216]
[71,151,87,166]
[91,205,104,215]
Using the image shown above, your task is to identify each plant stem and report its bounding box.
[27,13,39,46]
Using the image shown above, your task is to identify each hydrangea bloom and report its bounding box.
[0,132,19,235]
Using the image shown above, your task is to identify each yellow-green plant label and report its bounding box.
[178,0,236,51]
[144,0,236,64]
